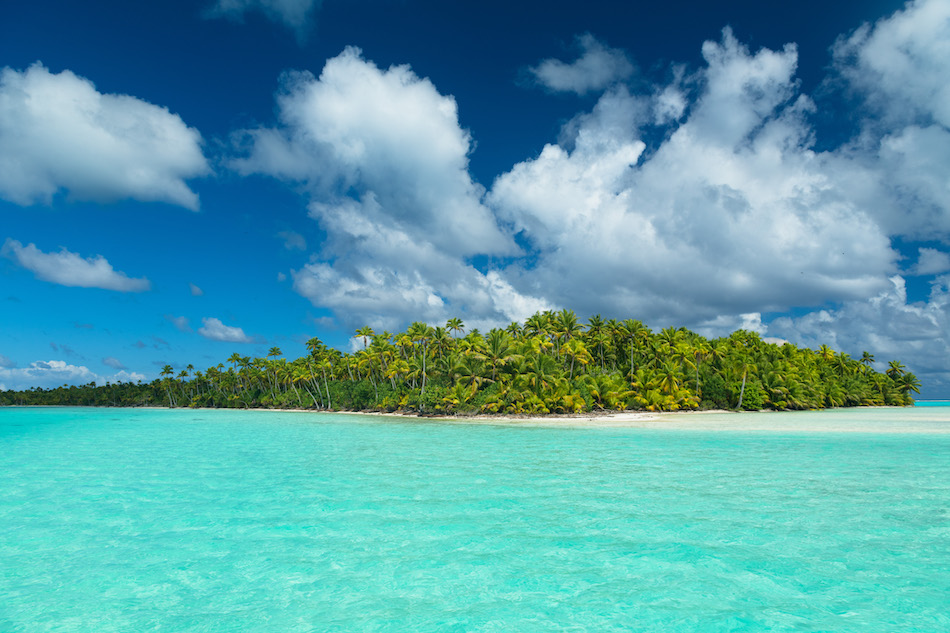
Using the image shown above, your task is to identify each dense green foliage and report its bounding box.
[1,310,920,412]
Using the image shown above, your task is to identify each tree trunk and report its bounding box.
[737,370,747,410]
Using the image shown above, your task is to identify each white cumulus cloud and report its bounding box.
[491,29,896,328]
[529,33,634,95]
[234,47,546,329]
[833,0,950,128]
[0,63,208,210]
[198,317,254,343]
[233,47,516,257]
[912,247,950,276]
[2,239,151,292]
[827,0,950,240]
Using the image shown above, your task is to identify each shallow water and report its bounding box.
[1,407,949,632]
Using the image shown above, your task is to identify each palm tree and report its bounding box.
[898,372,921,403]
[518,352,561,400]
[306,337,325,358]
[407,322,434,406]
[620,319,649,377]
[586,314,607,369]
[317,357,335,409]
[431,326,453,361]
[656,326,684,353]
[656,359,681,395]
[562,337,592,380]
[479,328,516,382]
[176,369,190,405]
[265,347,283,395]
[554,309,583,352]
[446,317,465,339]
[584,373,623,410]
[524,312,550,339]
[734,354,757,410]
[886,360,906,379]
[691,339,711,397]
[160,364,176,407]
[356,326,375,351]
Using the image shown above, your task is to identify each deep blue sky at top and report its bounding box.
[2,0,947,395]
[1,0,901,181]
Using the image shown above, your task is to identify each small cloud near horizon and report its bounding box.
[198,317,255,343]
[102,356,126,370]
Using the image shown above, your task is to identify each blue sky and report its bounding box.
[2,0,949,397]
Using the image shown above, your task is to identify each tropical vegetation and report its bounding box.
[1,310,920,412]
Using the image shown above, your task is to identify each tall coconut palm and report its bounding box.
[407,322,434,404]
[160,364,176,407]
[446,317,465,339]
[431,326,453,361]
[733,354,757,410]
[585,314,607,369]
[355,326,375,351]
[562,337,592,380]
[620,319,649,377]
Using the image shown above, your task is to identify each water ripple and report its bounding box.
[1,407,949,632]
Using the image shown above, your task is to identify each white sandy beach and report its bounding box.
[275,406,949,433]
[132,404,949,433]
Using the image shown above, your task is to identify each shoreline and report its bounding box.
[8,404,942,432]
[191,406,742,427]
[137,404,937,432]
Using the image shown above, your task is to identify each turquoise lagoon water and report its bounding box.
[915,399,950,407]
[1,407,949,632]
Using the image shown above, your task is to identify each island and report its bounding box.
[0,310,920,412]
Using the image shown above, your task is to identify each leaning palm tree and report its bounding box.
[160,364,176,407]
[898,372,921,404]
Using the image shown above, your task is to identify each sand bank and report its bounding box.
[180,405,947,433]
[333,407,948,433]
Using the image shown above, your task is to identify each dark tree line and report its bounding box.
[2,310,920,413]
